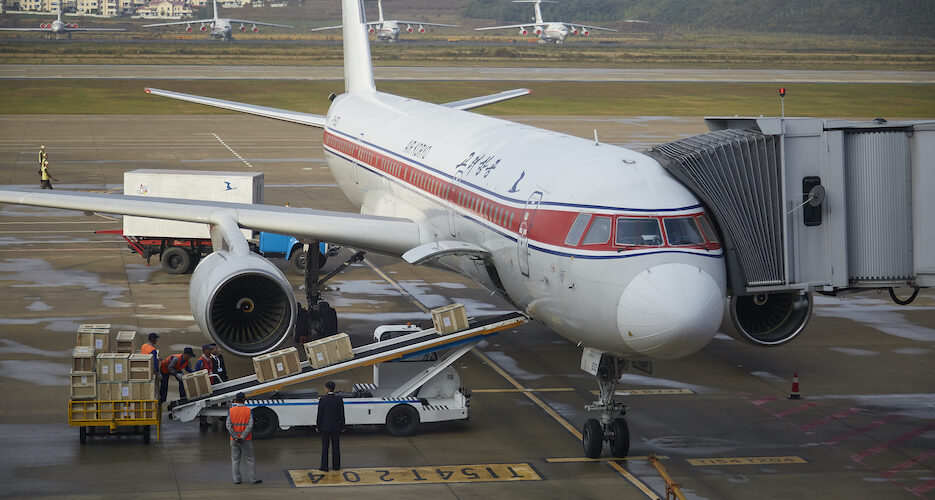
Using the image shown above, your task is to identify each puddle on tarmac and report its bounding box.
[0,359,69,385]
[813,294,935,343]
[0,258,128,308]
[618,373,714,394]
[0,339,71,358]
[828,347,879,357]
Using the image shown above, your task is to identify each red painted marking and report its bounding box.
[775,402,819,418]
[911,478,935,496]
[821,414,903,447]
[750,397,777,407]
[881,449,935,478]
[850,422,935,463]
[799,407,862,431]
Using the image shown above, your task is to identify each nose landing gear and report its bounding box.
[582,351,631,458]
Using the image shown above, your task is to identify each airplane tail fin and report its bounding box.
[377,0,384,22]
[342,0,376,93]
[533,1,544,25]
[213,0,219,20]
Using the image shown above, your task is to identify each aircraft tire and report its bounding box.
[161,247,191,275]
[609,418,629,457]
[290,249,307,274]
[582,418,603,458]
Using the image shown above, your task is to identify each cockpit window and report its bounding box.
[697,214,719,243]
[663,216,705,246]
[615,217,663,246]
[581,216,612,245]
[565,213,592,246]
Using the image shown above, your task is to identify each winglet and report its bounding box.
[342,0,376,94]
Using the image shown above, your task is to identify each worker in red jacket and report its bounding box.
[159,346,194,402]
[227,392,261,485]
[194,343,216,376]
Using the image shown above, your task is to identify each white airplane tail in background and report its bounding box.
[342,0,376,93]
[516,0,548,25]
[377,0,385,23]
[212,0,219,20]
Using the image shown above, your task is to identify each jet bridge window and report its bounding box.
[663,216,705,246]
[615,217,663,246]
[581,216,612,245]
[564,213,592,246]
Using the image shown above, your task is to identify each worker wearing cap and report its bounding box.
[141,332,160,377]
[158,346,195,402]
[40,160,57,190]
[194,343,216,376]
[227,392,261,485]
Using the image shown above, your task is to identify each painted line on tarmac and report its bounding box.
[687,456,807,466]
[590,389,695,396]
[546,455,669,463]
[362,258,431,314]
[287,463,541,487]
[472,387,575,393]
[212,133,254,168]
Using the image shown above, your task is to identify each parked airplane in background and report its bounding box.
[0,0,811,459]
[476,0,617,44]
[143,0,291,41]
[311,0,456,42]
[0,10,124,38]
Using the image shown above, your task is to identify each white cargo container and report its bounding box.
[123,170,263,239]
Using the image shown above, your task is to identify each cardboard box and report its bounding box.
[97,381,131,401]
[181,370,212,399]
[303,333,353,369]
[76,331,111,353]
[431,303,469,335]
[115,331,136,353]
[97,353,130,382]
[70,371,96,400]
[253,347,301,381]
[78,323,111,332]
[72,346,95,372]
[130,380,157,401]
[128,353,154,381]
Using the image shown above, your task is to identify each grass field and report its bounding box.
[2,79,933,118]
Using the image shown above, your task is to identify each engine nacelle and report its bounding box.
[582,29,590,36]
[40,23,48,28]
[406,24,414,33]
[186,24,193,32]
[240,24,246,32]
[571,26,579,35]
[519,27,528,35]
[200,25,208,32]
[534,27,542,35]
[418,25,425,34]
[252,25,258,33]
[190,251,296,357]
[729,291,813,346]
[368,27,376,34]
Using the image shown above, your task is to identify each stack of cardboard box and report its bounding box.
[69,325,157,405]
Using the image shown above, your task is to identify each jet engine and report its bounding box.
[67,23,76,28]
[252,25,258,33]
[534,27,542,35]
[406,24,414,33]
[368,27,376,34]
[729,291,813,346]
[582,29,590,36]
[200,25,208,32]
[418,25,425,34]
[571,26,579,35]
[189,251,296,357]
[40,23,48,28]
[518,27,528,35]
[186,24,193,32]
[240,24,246,32]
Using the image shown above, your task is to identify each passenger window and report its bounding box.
[565,213,592,246]
[615,218,663,246]
[698,214,719,243]
[581,216,612,245]
[663,217,705,246]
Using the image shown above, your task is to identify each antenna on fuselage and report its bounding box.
[593,129,600,146]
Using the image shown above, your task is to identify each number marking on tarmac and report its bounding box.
[288,463,541,487]
[687,456,808,466]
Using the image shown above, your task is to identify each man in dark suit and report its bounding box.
[317,380,344,471]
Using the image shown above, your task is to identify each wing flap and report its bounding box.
[0,189,420,256]
[443,88,530,111]
[145,88,326,128]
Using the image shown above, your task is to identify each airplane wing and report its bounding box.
[0,28,51,31]
[226,19,293,28]
[474,24,531,31]
[390,20,457,27]
[565,23,618,32]
[143,19,213,27]
[69,28,126,32]
[144,88,327,128]
[310,24,343,31]
[443,88,531,111]
[0,189,421,257]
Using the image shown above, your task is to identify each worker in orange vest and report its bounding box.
[227,392,261,485]
[140,332,160,376]
[194,343,216,377]
[159,347,195,402]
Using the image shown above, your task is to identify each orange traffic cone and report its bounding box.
[789,372,802,400]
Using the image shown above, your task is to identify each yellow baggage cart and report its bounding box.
[68,400,161,444]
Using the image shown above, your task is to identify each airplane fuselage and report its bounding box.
[539,22,569,42]
[375,21,399,42]
[321,91,727,361]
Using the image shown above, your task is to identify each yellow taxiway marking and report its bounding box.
[545,455,669,463]
[472,387,575,393]
[590,389,696,396]
[686,456,808,466]
[288,463,541,487]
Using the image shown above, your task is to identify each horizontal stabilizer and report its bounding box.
[443,88,531,111]
[145,88,327,128]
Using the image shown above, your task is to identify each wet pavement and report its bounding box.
[0,114,933,499]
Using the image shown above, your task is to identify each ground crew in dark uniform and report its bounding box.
[40,160,56,189]
[158,346,195,402]
[317,380,345,471]
[211,345,229,382]
[227,392,261,485]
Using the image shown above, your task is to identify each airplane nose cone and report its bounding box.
[617,263,723,360]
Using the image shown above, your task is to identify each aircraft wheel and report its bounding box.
[582,418,603,458]
[79,426,87,445]
[609,418,629,457]
[251,407,278,439]
[386,404,419,436]
[290,249,307,274]
[161,247,191,275]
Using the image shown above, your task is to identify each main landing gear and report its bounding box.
[581,351,631,458]
[294,241,366,343]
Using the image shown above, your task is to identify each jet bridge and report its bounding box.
[647,117,935,346]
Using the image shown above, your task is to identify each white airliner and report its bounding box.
[475,0,617,44]
[0,10,124,38]
[311,0,456,42]
[1,0,794,458]
[143,0,291,41]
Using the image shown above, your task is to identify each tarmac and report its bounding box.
[1,114,934,499]
[2,64,934,83]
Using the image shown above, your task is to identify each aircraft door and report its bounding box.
[517,191,542,277]
[447,168,465,237]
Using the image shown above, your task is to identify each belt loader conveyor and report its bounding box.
[167,312,529,428]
